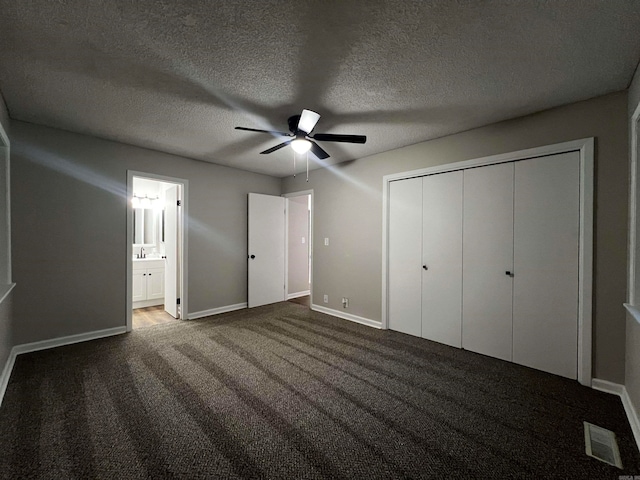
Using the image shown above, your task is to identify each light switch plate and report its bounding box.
[324,237,329,246]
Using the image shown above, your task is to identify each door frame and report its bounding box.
[283,190,314,306]
[382,138,594,386]
[625,99,640,317]
[0,116,14,305]
[126,170,189,332]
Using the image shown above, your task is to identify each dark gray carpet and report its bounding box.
[1,301,638,479]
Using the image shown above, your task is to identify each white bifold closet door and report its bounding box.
[421,171,463,347]
[388,177,422,337]
[462,163,514,362]
[388,152,581,380]
[512,152,580,378]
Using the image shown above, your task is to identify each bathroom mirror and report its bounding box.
[133,208,156,246]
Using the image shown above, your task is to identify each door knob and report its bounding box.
[422,265,428,270]
[250,254,255,259]
[506,271,514,277]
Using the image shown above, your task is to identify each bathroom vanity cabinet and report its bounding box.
[133,259,165,308]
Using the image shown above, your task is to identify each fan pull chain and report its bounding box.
[306,151,309,182]
[293,150,296,177]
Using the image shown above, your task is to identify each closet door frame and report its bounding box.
[382,138,594,386]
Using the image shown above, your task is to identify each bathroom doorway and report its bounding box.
[126,172,188,331]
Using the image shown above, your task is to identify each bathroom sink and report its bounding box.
[133,255,162,261]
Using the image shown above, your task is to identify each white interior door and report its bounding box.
[388,178,422,337]
[462,163,514,361]
[164,185,179,318]
[248,193,286,308]
[422,171,463,347]
[512,152,580,378]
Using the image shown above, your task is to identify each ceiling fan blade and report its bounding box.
[298,109,321,134]
[309,140,330,160]
[260,140,292,154]
[235,126,292,136]
[311,133,367,144]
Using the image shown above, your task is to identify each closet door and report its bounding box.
[512,152,580,379]
[462,163,514,361]
[422,171,463,347]
[388,178,422,336]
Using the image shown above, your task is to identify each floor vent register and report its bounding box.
[583,421,623,469]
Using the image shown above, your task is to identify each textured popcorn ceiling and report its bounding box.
[0,1,639,177]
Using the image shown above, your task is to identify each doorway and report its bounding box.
[126,171,188,331]
[285,191,312,308]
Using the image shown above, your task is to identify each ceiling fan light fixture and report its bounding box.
[236,108,365,161]
[291,138,311,154]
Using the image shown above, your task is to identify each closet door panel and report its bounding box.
[388,178,422,337]
[513,152,580,379]
[462,163,514,361]
[422,171,463,347]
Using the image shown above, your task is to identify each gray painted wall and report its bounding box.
[629,62,640,117]
[0,290,12,376]
[287,195,310,296]
[626,63,640,412]
[0,91,9,136]
[11,121,280,344]
[283,91,629,383]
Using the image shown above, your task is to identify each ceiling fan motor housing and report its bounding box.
[288,115,302,134]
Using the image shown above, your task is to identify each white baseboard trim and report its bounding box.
[0,348,17,407]
[0,325,127,407]
[622,388,640,452]
[592,378,640,453]
[188,302,247,320]
[287,290,310,300]
[592,378,624,395]
[13,326,128,356]
[311,304,382,329]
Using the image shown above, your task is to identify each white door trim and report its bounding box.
[126,171,189,332]
[626,100,640,321]
[382,138,594,386]
[0,117,12,291]
[283,190,314,306]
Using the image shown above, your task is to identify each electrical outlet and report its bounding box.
[323,294,328,303]
[324,237,329,246]
[342,297,349,308]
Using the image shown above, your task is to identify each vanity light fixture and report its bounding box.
[132,194,160,208]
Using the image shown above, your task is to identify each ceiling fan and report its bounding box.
[235,109,366,160]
